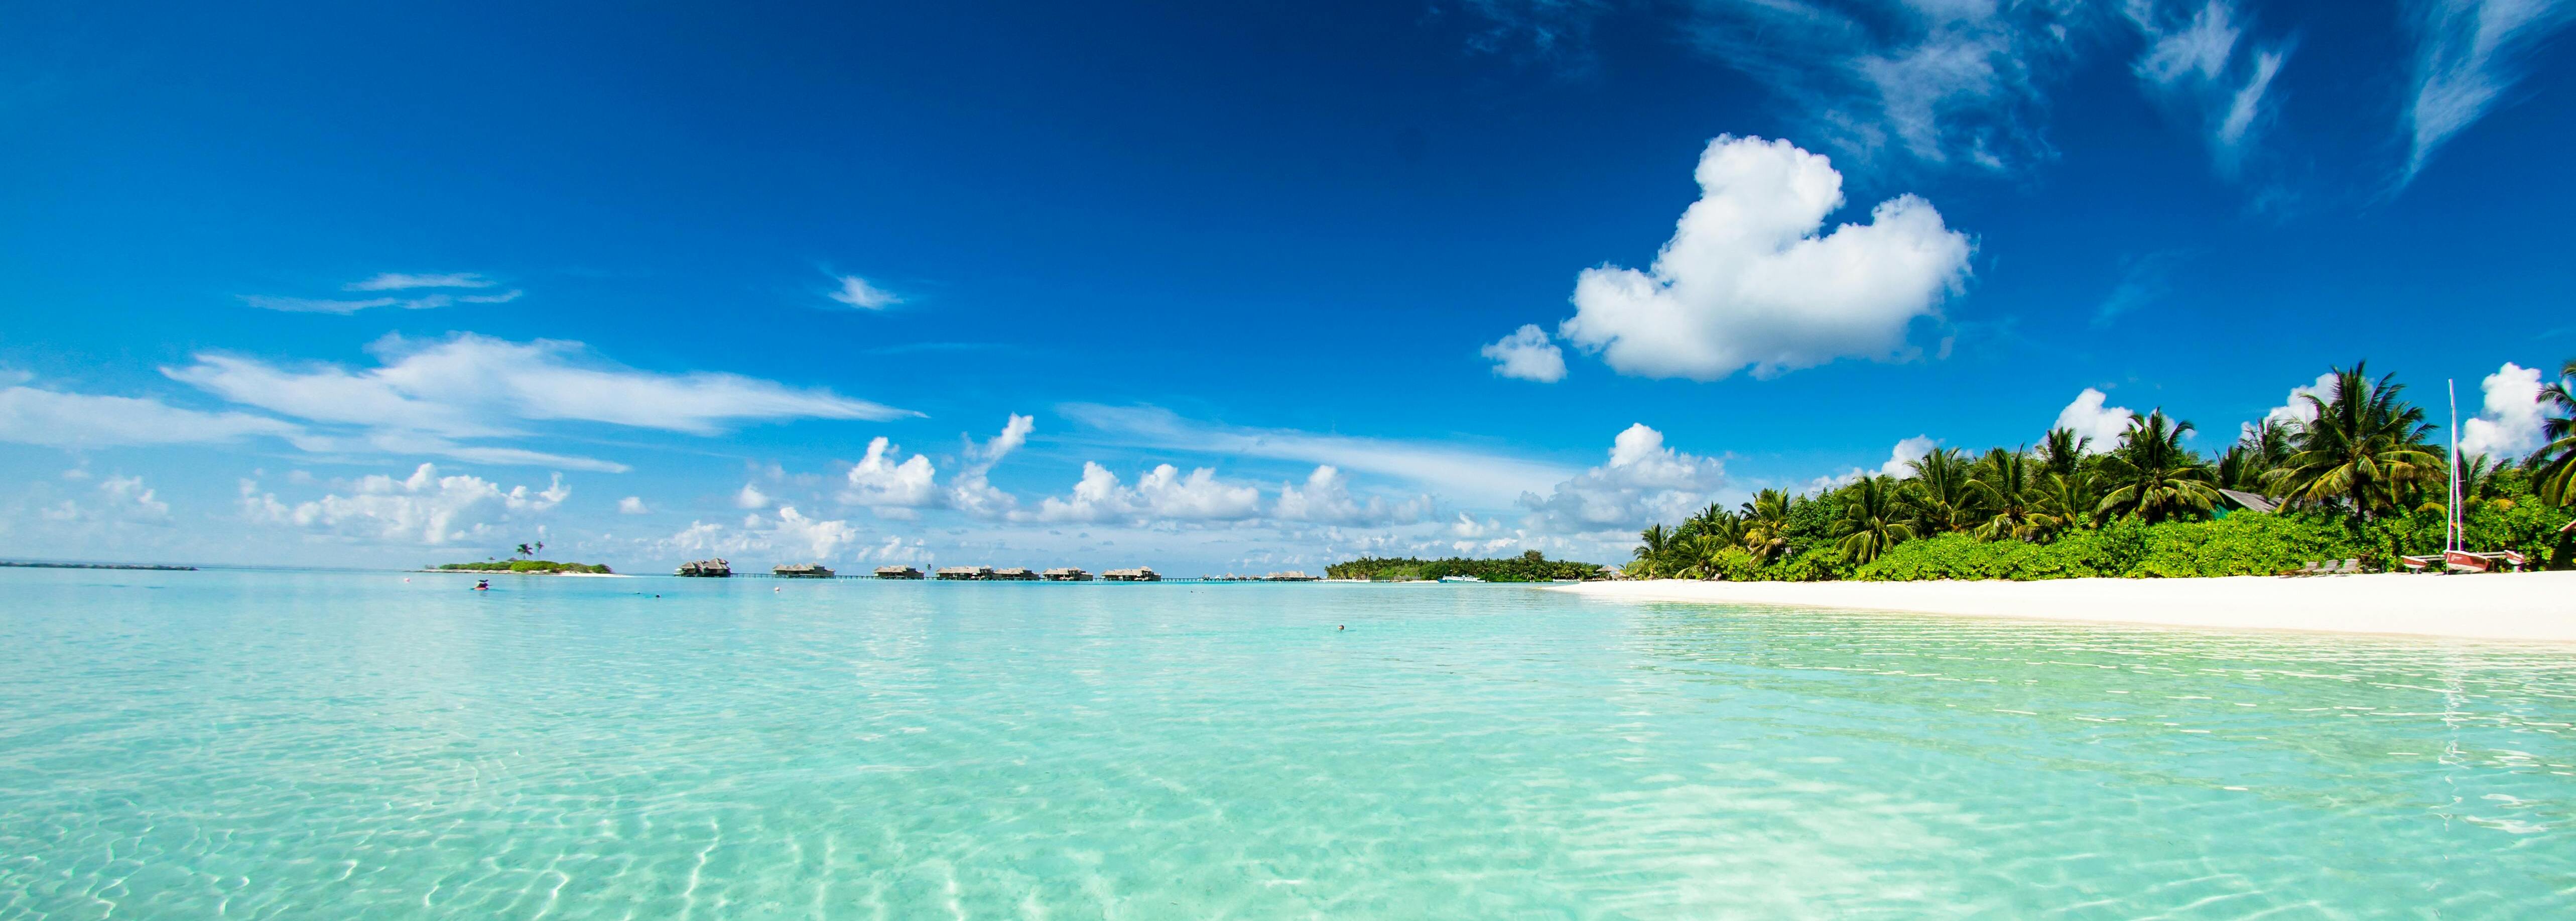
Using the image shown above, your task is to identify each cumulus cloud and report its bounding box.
[2253,371,2339,433]
[240,464,566,545]
[617,496,650,514]
[2403,0,2576,183]
[828,275,901,309]
[735,482,771,509]
[768,507,859,560]
[96,476,172,519]
[1022,463,1263,524]
[2129,1,2292,178]
[1808,434,1939,491]
[840,437,941,516]
[2054,389,2137,449]
[2459,362,2548,457]
[1480,324,1567,383]
[165,333,915,438]
[0,385,303,448]
[1552,136,1972,381]
[1518,423,1725,535]
[948,414,1034,518]
[1274,466,1427,526]
[346,272,495,291]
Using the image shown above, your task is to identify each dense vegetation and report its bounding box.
[435,560,613,574]
[1328,550,1602,582]
[1627,360,2576,581]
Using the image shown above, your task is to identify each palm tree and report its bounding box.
[2037,427,2089,479]
[1903,447,1979,534]
[2263,363,2442,519]
[514,542,534,558]
[1634,523,1675,577]
[1835,474,1916,564]
[1969,447,2049,541]
[2096,410,2221,524]
[2530,359,2576,506]
[1738,488,1793,562]
[2030,470,2099,537]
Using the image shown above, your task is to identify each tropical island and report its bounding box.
[429,540,614,575]
[1327,550,1601,582]
[1611,361,2574,583]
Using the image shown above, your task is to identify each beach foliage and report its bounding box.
[1625,359,2576,581]
[1326,550,1600,582]
[437,560,613,574]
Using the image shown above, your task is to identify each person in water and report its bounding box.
[474,579,490,591]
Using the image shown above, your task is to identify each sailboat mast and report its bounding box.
[2448,379,2461,553]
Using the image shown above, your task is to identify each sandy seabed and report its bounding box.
[1552,570,2576,642]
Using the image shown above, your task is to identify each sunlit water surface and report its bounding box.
[5,569,2575,918]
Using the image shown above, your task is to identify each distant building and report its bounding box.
[873,565,924,580]
[774,563,835,578]
[935,565,994,581]
[1594,565,1628,581]
[1042,567,1092,581]
[991,567,1040,581]
[676,558,732,578]
[2214,489,2279,517]
[1102,566,1160,582]
[1264,571,1319,582]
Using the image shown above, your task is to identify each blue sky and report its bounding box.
[4,1,2571,573]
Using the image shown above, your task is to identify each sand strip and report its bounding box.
[1549,571,2576,642]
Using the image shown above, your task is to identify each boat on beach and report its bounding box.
[1438,574,1485,584]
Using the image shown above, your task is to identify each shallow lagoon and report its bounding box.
[5,568,2573,917]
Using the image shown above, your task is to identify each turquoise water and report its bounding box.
[4,570,2575,917]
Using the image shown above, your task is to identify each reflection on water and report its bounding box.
[3,569,2572,918]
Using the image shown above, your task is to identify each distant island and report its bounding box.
[2,560,197,571]
[433,560,614,574]
[1327,551,1602,582]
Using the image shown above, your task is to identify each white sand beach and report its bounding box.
[1554,571,2576,642]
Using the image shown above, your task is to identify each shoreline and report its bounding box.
[1549,571,2576,642]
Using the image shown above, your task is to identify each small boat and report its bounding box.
[1437,574,1485,584]
[2443,550,2489,573]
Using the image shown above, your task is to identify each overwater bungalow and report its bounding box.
[991,567,1040,581]
[1265,571,1319,582]
[1102,567,1161,582]
[935,565,994,581]
[676,558,732,578]
[774,563,835,578]
[873,565,924,580]
[1042,567,1092,581]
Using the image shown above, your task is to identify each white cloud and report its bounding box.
[1275,466,1427,526]
[768,506,859,560]
[345,272,495,291]
[459,290,524,304]
[1673,1,2094,172]
[96,476,171,519]
[2054,388,2137,449]
[241,464,566,545]
[0,385,302,448]
[2404,0,2576,183]
[735,483,771,509]
[840,437,941,516]
[1518,423,1725,535]
[1448,512,1502,539]
[2460,362,2548,458]
[617,496,650,514]
[2254,371,2339,433]
[1022,463,1263,524]
[2128,1,2291,178]
[240,295,408,314]
[1553,136,1972,381]
[828,275,901,309]
[948,414,1035,518]
[166,333,915,438]
[1879,435,1940,477]
[1480,324,1567,383]
[1060,404,1573,506]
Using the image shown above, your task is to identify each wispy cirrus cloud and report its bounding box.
[164,333,917,439]
[0,382,303,447]
[827,274,901,309]
[2403,0,2575,184]
[1058,403,1574,505]
[345,272,495,291]
[2128,1,2293,180]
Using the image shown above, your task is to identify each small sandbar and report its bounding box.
[1552,570,2576,642]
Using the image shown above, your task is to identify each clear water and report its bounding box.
[5,569,2575,918]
